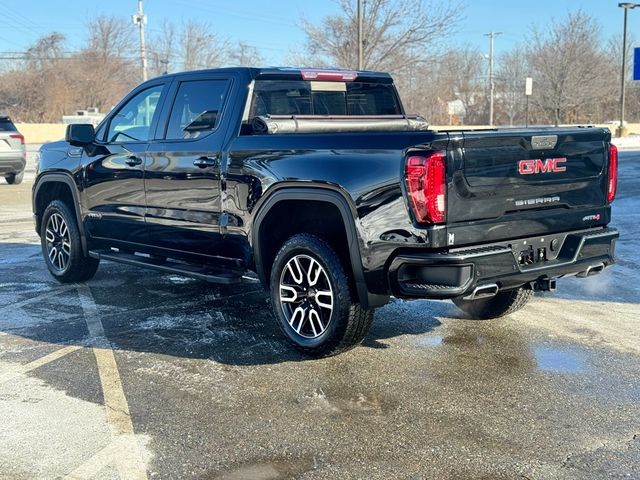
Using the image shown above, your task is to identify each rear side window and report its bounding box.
[165,79,230,140]
[250,80,402,117]
[0,118,16,132]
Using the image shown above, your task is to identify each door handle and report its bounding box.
[193,156,218,168]
[125,155,142,167]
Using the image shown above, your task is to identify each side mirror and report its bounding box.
[65,124,96,146]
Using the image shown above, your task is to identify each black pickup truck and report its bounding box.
[32,67,619,356]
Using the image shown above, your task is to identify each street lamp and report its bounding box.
[617,2,639,137]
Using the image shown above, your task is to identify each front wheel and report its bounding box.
[452,287,533,319]
[270,233,373,357]
[5,171,23,185]
[41,200,99,283]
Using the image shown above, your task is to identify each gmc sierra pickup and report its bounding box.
[32,67,619,356]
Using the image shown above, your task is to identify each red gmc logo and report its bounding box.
[518,158,567,175]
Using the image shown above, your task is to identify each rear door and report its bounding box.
[448,128,609,224]
[83,82,168,245]
[144,74,233,259]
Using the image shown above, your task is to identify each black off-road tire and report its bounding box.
[452,287,533,319]
[5,171,23,185]
[41,200,99,283]
[269,233,374,357]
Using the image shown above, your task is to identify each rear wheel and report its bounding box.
[452,287,533,319]
[270,233,373,357]
[41,200,99,283]
[5,171,23,185]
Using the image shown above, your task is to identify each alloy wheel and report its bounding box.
[45,213,71,272]
[279,254,334,338]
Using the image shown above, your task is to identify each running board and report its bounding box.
[89,250,243,285]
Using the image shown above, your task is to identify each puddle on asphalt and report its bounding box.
[415,336,443,346]
[416,333,590,374]
[533,346,588,374]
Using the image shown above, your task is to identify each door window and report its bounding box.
[165,79,230,140]
[107,84,164,143]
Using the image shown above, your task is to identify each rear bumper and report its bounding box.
[0,154,26,175]
[388,227,618,299]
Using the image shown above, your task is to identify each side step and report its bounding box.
[89,250,243,285]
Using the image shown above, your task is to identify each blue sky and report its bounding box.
[1,0,637,63]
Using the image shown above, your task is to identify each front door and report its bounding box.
[144,77,232,259]
[82,83,167,246]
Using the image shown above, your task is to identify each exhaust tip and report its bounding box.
[576,263,605,278]
[463,283,499,300]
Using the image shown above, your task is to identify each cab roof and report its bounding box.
[156,67,394,84]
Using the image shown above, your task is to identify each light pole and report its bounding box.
[484,32,502,126]
[617,3,639,137]
[133,0,148,81]
[357,0,364,70]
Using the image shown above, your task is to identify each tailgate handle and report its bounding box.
[531,135,558,150]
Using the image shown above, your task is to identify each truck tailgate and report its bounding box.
[448,128,611,229]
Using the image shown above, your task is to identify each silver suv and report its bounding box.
[0,116,26,185]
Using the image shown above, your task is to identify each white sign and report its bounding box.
[447,99,465,116]
[525,77,533,96]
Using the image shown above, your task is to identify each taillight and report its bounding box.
[405,151,447,224]
[9,133,24,144]
[607,144,618,203]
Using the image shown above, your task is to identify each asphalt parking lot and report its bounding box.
[0,147,638,479]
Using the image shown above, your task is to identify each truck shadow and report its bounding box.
[0,249,444,366]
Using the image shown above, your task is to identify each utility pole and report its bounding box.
[617,3,639,137]
[484,31,502,126]
[133,0,148,81]
[357,0,364,70]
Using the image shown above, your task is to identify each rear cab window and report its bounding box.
[249,79,402,118]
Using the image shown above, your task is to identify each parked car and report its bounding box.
[32,67,619,356]
[0,116,26,185]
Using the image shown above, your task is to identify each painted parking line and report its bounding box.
[72,285,149,479]
[0,345,81,384]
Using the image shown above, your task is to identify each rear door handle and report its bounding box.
[193,156,218,168]
[125,155,142,166]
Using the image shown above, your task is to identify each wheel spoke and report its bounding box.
[48,246,57,263]
[315,290,333,311]
[308,308,322,336]
[280,285,299,303]
[45,228,55,242]
[287,257,304,285]
[306,257,322,286]
[290,306,306,333]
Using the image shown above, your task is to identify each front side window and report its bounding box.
[165,79,230,140]
[107,84,164,143]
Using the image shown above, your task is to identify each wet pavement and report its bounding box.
[0,149,638,479]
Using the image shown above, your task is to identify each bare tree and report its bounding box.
[228,41,264,66]
[300,0,460,74]
[87,15,135,59]
[180,20,229,70]
[496,48,528,126]
[148,20,177,76]
[526,11,615,126]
